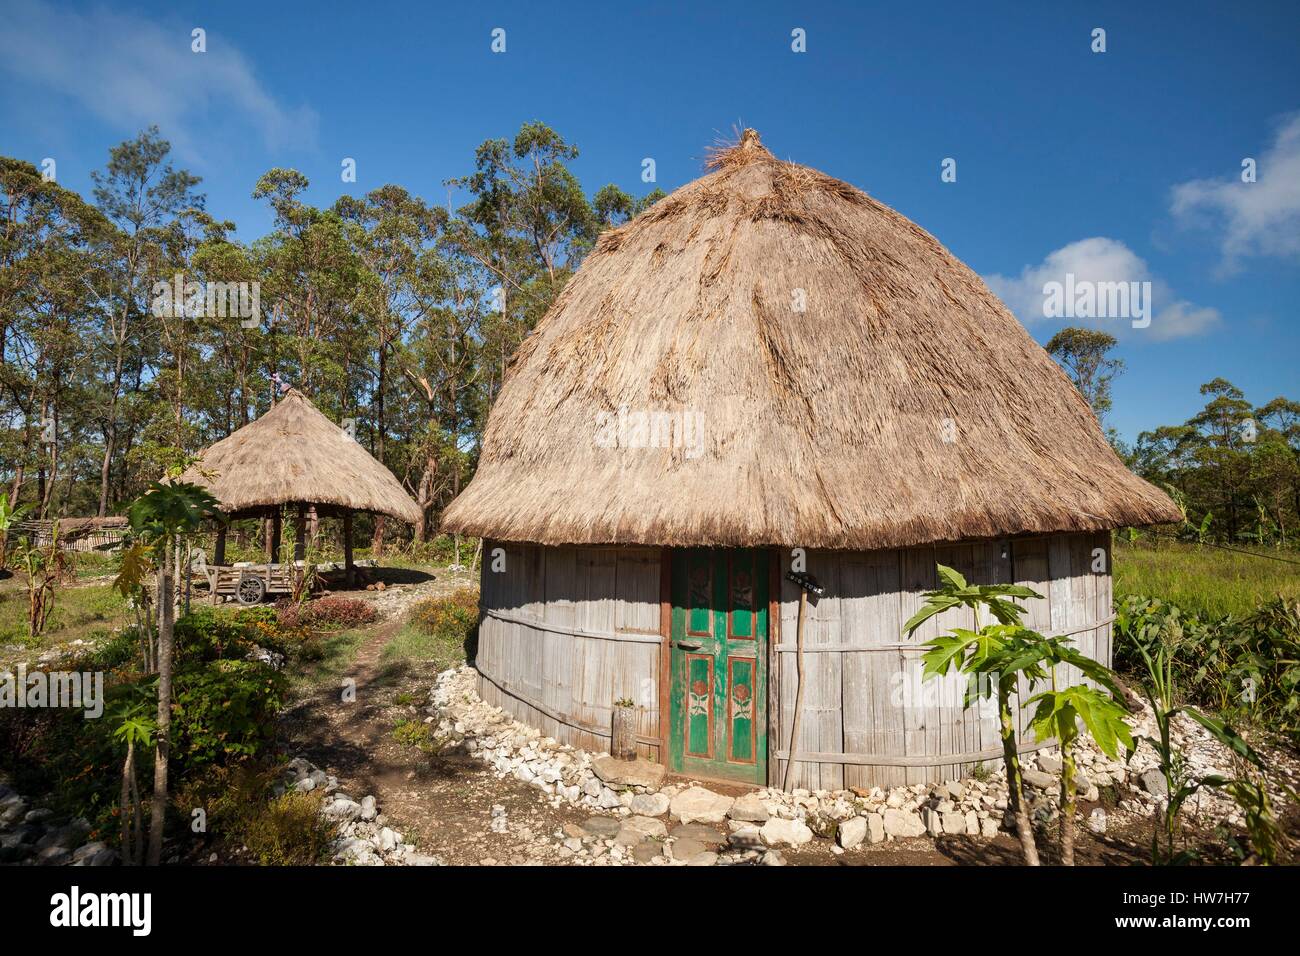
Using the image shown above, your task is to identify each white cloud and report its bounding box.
[1170,113,1300,272]
[0,0,317,158]
[984,237,1220,342]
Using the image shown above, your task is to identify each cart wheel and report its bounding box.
[236,575,267,605]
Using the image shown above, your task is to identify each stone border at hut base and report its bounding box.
[428,666,1287,865]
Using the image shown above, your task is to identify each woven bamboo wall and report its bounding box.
[474,532,1113,788]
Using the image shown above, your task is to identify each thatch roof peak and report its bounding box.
[705,128,774,170]
[442,133,1179,550]
[181,389,421,524]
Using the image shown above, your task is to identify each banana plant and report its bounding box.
[905,564,1048,865]
[0,497,27,568]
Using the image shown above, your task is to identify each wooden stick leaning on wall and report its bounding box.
[782,586,809,791]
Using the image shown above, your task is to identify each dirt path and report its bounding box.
[279,570,601,865]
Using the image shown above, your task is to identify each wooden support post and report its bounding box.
[214,526,227,566]
[343,511,355,587]
[269,509,282,563]
[294,504,306,562]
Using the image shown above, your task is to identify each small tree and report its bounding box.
[122,479,220,866]
[110,689,156,866]
[904,565,1047,865]
[1023,638,1133,865]
[14,523,66,639]
[906,564,1134,865]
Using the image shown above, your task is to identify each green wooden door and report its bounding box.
[669,548,768,784]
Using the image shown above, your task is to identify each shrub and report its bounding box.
[392,717,438,752]
[276,596,377,632]
[1114,594,1300,743]
[176,762,333,865]
[241,791,333,865]
[172,660,286,769]
[410,588,479,653]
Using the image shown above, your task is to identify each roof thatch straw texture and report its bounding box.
[182,389,421,524]
[442,130,1180,549]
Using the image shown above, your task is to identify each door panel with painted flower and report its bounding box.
[669,548,768,783]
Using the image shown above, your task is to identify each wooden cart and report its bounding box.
[201,562,301,605]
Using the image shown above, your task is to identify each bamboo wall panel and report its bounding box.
[475,533,1114,789]
[476,543,664,761]
[774,532,1113,789]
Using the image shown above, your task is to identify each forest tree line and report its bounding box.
[1,122,662,548]
[1047,328,1298,547]
[2,126,1296,550]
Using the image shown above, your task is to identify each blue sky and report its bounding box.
[2,0,1297,442]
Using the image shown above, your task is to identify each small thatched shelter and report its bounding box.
[182,388,420,580]
[442,130,1180,789]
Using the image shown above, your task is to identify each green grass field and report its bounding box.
[0,574,129,650]
[1113,539,1299,620]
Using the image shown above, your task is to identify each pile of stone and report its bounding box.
[427,665,1291,862]
[0,780,117,866]
[275,756,443,866]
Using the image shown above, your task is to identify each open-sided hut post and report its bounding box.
[442,130,1179,790]
[182,388,421,589]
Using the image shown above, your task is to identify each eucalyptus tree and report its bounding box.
[252,169,363,407]
[86,128,203,516]
[448,122,598,405]
[336,185,445,551]
[0,157,106,511]
[1045,327,1124,423]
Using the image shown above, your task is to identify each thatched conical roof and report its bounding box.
[442,130,1179,549]
[182,389,421,524]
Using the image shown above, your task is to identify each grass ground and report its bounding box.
[0,570,129,662]
[1113,538,1300,619]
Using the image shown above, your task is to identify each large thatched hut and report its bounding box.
[441,130,1179,790]
[182,388,420,581]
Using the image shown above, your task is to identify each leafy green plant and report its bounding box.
[171,660,285,768]
[0,497,27,568]
[1128,636,1288,864]
[1024,639,1133,865]
[905,564,1049,866]
[909,563,1135,865]
[1115,594,1300,743]
[119,479,223,865]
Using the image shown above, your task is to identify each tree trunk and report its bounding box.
[1000,694,1040,866]
[147,547,175,866]
[1060,745,1077,866]
[120,739,136,866]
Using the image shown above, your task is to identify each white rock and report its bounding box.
[761,817,813,846]
[838,816,867,849]
[883,808,926,838]
[629,792,670,816]
[670,786,734,824]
